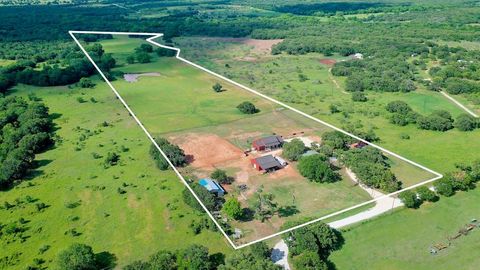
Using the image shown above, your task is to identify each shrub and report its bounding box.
[455,113,477,131]
[351,91,367,102]
[126,55,135,64]
[433,177,455,197]
[386,100,412,114]
[136,52,151,63]
[78,78,95,88]
[57,243,97,270]
[237,101,259,114]
[416,186,438,202]
[212,83,223,92]
[104,152,120,166]
[282,138,306,161]
[293,251,328,270]
[210,169,232,184]
[398,190,420,208]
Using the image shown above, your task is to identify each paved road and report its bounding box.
[271,239,290,270]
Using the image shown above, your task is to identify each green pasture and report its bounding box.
[330,188,480,270]
[175,36,480,173]
[0,79,230,269]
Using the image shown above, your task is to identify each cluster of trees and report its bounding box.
[149,137,187,170]
[400,159,480,208]
[342,147,401,192]
[386,100,479,132]
[0,96,53,189]
[282,138,306,161]
[0,43,116,95]
[283,221,343,270]
[298,154,340,183]
[57,243,115,270]
[332,58,417,93]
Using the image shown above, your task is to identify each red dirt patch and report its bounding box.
[319,58,337,65]
[170,133,244,169]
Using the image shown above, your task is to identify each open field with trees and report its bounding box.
[83,35,437,245]
[1,0,480,269]
[0,79,229,269]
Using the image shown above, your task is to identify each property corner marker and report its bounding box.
[69,31,443,249]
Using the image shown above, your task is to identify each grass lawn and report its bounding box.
[0,79,230,269]
[330,188,480,270]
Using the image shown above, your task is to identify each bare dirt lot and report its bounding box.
[319,58,337,65]
[169,133,244,169]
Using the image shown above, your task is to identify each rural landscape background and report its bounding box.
[1,0,480,270]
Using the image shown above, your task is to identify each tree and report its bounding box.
[211,169,232,184]
[126,55,135,64]
[455,113,477,131]
[57,243,97,270]
[351,91,367,102]
[149,138,187,170]
[148,250,176,270]
[416,186,438,202]
[136,44,153,53]
[218,249,280,270]
[284,221,342,259]
[433,177,455,197]
[282,138,306,161]
[292,251,328,270]
[78,77,95,88]
[212,83,223,92]
[104,152,120,166]
[253,191,277,222]
[223,197,243,220]
[123,261,150,270]
[237,101,259,114]
[398,190,420,208]
[386,100,412,114]
[182,183,217,211]
[298,154,340,183]
[250,242,270,260]
[321,131,352,150]
[136,52,151,63]
[177,245,211,270]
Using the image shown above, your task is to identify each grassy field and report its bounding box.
[0,79,230,269]
[174,36,480,173]
[85,35,438,244]
[330,188,480,270]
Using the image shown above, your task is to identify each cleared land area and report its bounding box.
[87,35,437,244]
[0,79,229,269]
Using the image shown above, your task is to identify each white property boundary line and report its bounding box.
[69,31,443,250]
[440,91,479,118]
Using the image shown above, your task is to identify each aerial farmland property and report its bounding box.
[1,1,480,270]
[73,33,440,245]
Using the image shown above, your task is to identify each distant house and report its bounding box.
[352,53,364,60]
[252,135,284,151]
[251,155,283,172]
[199,178,225,196]
[349,141,367,149]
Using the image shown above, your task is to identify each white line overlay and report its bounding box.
[69,31,443,250]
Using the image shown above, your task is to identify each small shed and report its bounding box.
[252,135,284,151]
[251,155,282,172]
[199,178,225,196]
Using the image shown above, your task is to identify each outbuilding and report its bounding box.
[251,155,283,172]
[199,178,225,196]
[252,135,284,151]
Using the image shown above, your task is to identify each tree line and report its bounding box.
[0,96,54,189]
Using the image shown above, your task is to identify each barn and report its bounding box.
[251,155,283,172]
[252,135,284,151]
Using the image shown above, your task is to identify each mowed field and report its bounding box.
[90,35,438,244]
[330,188,480,270]
[174,36,480,174]
[0,79,230,269]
